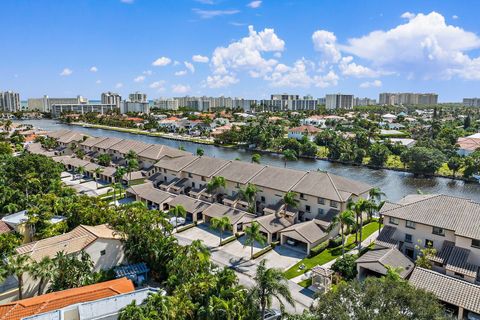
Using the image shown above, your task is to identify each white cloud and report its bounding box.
[342,11,480,80]
[175,70,187,76]
[312,30,341,63]
[172,84,191,94]
[314,71,339,88]
[120,0,134,3]
[143,70,153,75]
[89,66,98,72]
[247,1,262,9]
[60,68,73,76]
[192,55,209,63]
[193,8,240,19]
[401,12,416,20]
[265,59,315,88]
[115,83,123,88]
[206,74,239,88]
[149,80,166,91]
[184,61,195,73]
[152,56,172,67]
[96,80,102,84]
[359,79,382,88]
[452,15,459,20]
[134,75,146,82]
[173,60,180,66]
[211,25,285,78]
[339,56,381,78]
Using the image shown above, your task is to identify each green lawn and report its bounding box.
[284,221,380,279]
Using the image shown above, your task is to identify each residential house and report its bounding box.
[202,203,255,233]
[125,182,174,210]
[287,125,321,141]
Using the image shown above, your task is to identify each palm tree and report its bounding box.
[24,172,40,200]
[206,176,226,194]
[282,191,299,215]
[93,167,103,189]
[113,167,127,203]
[169,205,187,232]
[4,119,12,132]
[211,216,231,246]
[329,209,355,258]
[196,148,204,157]
[30,256,54,295]
[348,198,370,250]
[243,222,266,259]
[251,153,261,164]
[125,150,137,162]
[282,149,297,168]
[369,187,386,205]
[126,159,139,186]
[239,183,258,213]
[252,259,295,319]
[1,254,32,299]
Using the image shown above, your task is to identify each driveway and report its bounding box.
[174,223,231,249]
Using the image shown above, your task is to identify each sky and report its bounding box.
[1,0,479,102]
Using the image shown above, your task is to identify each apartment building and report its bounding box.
[51,103,117,118]
[154,98,179,110]
[463,98,480,107]
[379,194,480,284]
[0,91,21,112]
[28,95,88,113]
[379,93,438,106]
[325,94,354,110]
[129,92,147,103]
[101,92,122,108]
[232,98,257,111]
[354,97,376,106]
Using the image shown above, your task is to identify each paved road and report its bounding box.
[176,233,314,314]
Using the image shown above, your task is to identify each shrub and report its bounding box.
[309,240,329,257]
[252,245,273,259]
[331,254,358,280]
[329,236,343,248]
[220,235,237,246]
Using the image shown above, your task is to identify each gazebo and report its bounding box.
[309,266,334,293]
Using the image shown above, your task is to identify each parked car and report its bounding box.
[169,217,186,227]
[264,309,282,320]
[286,238,296,246]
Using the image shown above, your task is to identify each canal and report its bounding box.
[16,119,480,202]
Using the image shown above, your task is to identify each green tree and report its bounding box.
[206,176,226,194]
[251,153,261,164]
[239,183,258,213]
[48,251,96,292]
[30,256,54,295]
[196,148,205,157]
[251,259,295,319]
[447,156,463,177]
[331,254,358,280]
[168,205,187,232]
[244,222,266,259]
[210,216,231,245]
[401,147,445,176]
[282,191,299,215]
[1,254,32,299]
[329,210,355,257]
[283,149,297,168]
[93,167,104,189]
[0,232,22,258]
[0,142,13,155]
[368,143,391,168]
[97,153,112,166]
[126,159,139,185]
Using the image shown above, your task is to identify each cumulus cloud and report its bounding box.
[149,80,166,91]
[206,74,239,88]
[175,70,187,76]
[89,66,98,72]
[247,1,262,9]
[359,79,382,88]
[172,84,191,94]
[193,9,240,19]
[152,56,172,66]
[184,61,195,73]
[192,55,209,63]
[342,11,480,80]
[265,59,315,88]
[401,12,416,20]
[60,68,73,76]
[338,56,382,78]
[312,30,341,63]
[211,25,285,80]
[134,75,146,82]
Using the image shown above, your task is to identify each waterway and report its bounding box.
[16,119,480,202]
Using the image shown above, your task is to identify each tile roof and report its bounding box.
[108,139,151,154]
[203,203,255,225]
[356,247,414,278]
[91,137,124,150]
[250,166,307,192]
[57,132,89,144]
[457,137,480,152]
[137,144,190,161]
[15,224,119,261]
[46,130,71,139]
[0,220,12,234]
[279,220,328,244]
[154,155,199,172]
[80,136,109,148]
[254,214,294,234]
[375,225,398,248]
[214,161,266,185]
[288,125,321,134]
[409,267,480,314]
[380,194,480,240]
[182,156,230,178]
[126,182,173,204]
[167,195,210,213]
[0,278,134,320]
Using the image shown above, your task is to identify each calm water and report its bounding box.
[16,119,480,202]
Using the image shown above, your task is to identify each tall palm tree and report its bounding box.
[76,166,85,180]
[93,167,103,189]
[243,222,266,259]
[113,167,127,203]
[239,183,258,214]
[369,187,386,204]
[251,259,295,319]
[126,159,139,186]
[125,150,137,162]
[251,153,261,164]
[24,172,40,201]
[206,176,226,194]
[1,254,32,299]
[348,198,371,250]
[329,209,355,258]
[282,149,297,168]
[169,205,187,232]
[282,191,299,215]
[211,216,231,246]
[30,256,54,295]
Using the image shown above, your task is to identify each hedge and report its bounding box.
[176,223,195,233]
[309,239,329,257]
[252,245,273,259]
[328,236,343,248]
[220,235,237,246]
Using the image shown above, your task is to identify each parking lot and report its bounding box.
[61,172,112,196]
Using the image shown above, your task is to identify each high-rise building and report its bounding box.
[0,91,21,112]
[27,95,87,112]
[101,92,122,108]
[325,94,354,110]
[271,94,300,101]
[129,92,147,103]
[354,97,377,106]
[232,98,257,111]
[379,93,438,106]
[153,98,179,110]
[463,98,480,107]
[51,104,118,118]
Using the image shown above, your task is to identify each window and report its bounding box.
[188,173,192,178]
[432,227,445,236]
[100,250,106,256]
[405,234,412,243]
[306,205,311,212]
[472,239,480,249]
[318,198,325,205]
[330,200,338,208]
[261,196,265,203]
[201,176,206,182]
[406,220,416,229]
[236,183,240,188]
[300,193,305,200]
[454,272,464,279]
[163,168,167,173]
[425,239,434,247]
[192,182,195,188]
[389,217,398,225]
[318,208,324,215]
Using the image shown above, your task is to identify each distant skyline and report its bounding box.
[1,0,479,102]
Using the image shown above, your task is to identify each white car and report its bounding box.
[264,309,281,320]
[286,239,296,246]
[169,217,186,227]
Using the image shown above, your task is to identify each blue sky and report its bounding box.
[1,0,479,102]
